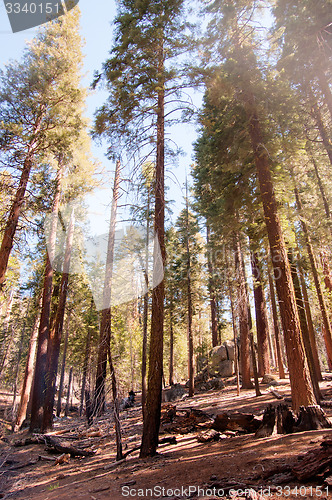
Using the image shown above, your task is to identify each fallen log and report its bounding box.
[44,435,96,457]
[292,439,332,481]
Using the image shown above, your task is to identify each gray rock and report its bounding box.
[162,384,186,402]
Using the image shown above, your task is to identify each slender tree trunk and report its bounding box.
[248,306,261,397]
[94,160,121,416]
[107,342,123,461]
[169,297,174,386]
[207,225,218,347]
[185,183,194,397]
[11,317,28,419]
[0,290,15,380]
[42,209,75,432]
[294,186,332,368]
[297,257,322,381]
[308,88,332,166]
[30,166,62,431]
[288,250,321,403]
[234,233,253,389]
[64,367,73,417]
[56,312,71,417]
[311,157,331,221]
[80,302,93,417]
[267,268,286,379]
[251,251,271,376]
[243,82,315,410]
[226,248,240,396]
[13,296,41,431]
[140,48,166,458]
[317,67,332,122]
[141,192,150,417]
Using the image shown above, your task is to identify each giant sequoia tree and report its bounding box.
[196,0,316,410]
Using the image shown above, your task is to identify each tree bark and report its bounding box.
[140,47,166,457]
[226,249,240,396]
[141,191,150,418]
[94,159,121,416]
[42,209,75,432]
[185,182,194,398]
[251,251,271,376]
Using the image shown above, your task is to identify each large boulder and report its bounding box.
[209,341,236,377]
[162,384,186,402]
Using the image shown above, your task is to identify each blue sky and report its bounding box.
[0,1,199,233]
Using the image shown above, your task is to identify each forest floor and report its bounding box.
[1,376,332,500]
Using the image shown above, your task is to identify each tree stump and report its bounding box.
[295,405,331,432]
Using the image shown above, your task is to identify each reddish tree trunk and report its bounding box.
[140,54,166,457]
[168,297,174,386]
[56,312,71,417]
[294,186,332,369]
[30,167,62,432]
[244,88,315,411]
[42,209,75,432]
[207,225,218,347]
[251,251,271,376]
[234,233,253,389]
[13,295,41,432]
[267,268,286,379]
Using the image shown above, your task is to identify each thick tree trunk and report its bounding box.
[140,62,166,458]
[56,312,71,417]
[42,209,75,432]
[251,251,271,376]
[206,225,218,347]
[94,160,121,416]
[30,167,62,432]
[244,89,315,411]
[13,296,41,432]
[234,233,253,389]
[288,250,321,403]
[294,186,332,369]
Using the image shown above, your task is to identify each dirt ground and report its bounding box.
[1,376,332,500]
